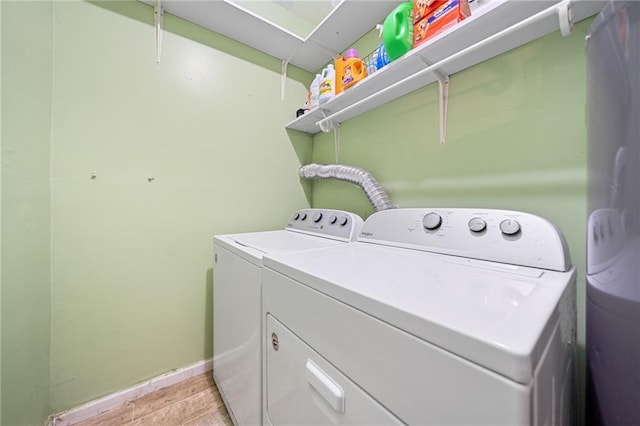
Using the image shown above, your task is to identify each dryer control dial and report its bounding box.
[468,217,487,233]
[422,212,442,231]
[286,209,364,241]
[500,219,521,235]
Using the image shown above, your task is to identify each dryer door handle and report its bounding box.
[305,360,345,413]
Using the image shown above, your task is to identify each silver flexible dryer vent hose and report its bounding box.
[298,163,395,212]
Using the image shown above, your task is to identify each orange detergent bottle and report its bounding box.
[339,49,367,91]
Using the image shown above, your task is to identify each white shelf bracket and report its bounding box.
[434,70,449,144]
[154,0,164,64]
[281,58,289,101]
[333,124,341,163]
[421,57,450,144]
[317,110,336,133]
[281,42,304,101]
[558,0,574,36]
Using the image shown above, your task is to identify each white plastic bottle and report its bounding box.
[310,74,321,110]
[318,65,336,105]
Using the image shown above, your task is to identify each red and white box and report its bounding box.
[413,0,470,49]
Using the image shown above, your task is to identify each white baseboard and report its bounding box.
[47,358,213,426]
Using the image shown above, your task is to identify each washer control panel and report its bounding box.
[287,209,364,241]
[358,208,571,271]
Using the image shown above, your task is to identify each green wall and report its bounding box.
[0,1,3,421]
[48,1,312,413]
[310,18,592,423]
[0,0,313,420]
[1,1,54,425]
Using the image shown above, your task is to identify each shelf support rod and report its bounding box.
[334,125,341,163]
[281,41,303,101]
[316,0,577,133]
[154,0,164,64]
[436,71,449,144]
[317,109,336,133]
[281,58,289,101]
[421,59,450,144]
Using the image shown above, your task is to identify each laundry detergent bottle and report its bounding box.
[382,2,414,61]
[318,64,336,105]
[310,73,321,109]
[341,49,367,90]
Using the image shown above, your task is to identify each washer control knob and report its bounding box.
[468,217,487,233]
[339,216,349,226]
[313,212,323,223]
[500,219,521,236]
[422,212,442,231]
[293,212,300,220]
[300,212,308,221]
[329,215,338,225]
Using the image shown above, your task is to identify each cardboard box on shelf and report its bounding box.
[413,0,447,24]
[413,0,470,48]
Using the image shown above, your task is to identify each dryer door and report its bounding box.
[265,314,402,425]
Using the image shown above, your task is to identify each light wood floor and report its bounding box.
[70,373,233,426]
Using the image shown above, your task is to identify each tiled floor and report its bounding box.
[70,373,233,426]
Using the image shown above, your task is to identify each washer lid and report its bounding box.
[263,242,576,384]
[214,230,346,266]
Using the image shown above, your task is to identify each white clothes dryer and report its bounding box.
[213,208,363,426]
[262,208,577,426]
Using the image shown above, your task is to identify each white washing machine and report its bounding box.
[213,208,364,425]
[262,208,577,425]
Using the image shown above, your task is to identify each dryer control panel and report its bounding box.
[358,208,571,271]
[287,209,364,242]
